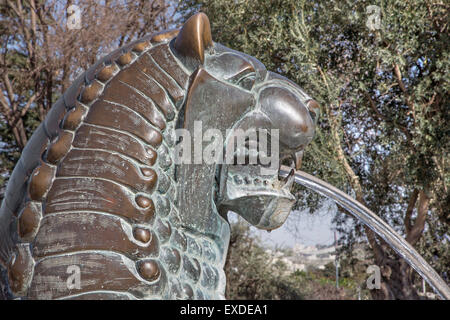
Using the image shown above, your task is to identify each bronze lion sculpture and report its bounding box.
[0,13,318,300]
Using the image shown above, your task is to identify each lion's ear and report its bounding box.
[173,12,212,69]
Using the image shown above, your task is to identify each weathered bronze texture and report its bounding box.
[0,13,317,300]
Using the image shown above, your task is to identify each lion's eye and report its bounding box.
[235,72,256,90]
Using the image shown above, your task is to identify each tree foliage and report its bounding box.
[224,222,307,299]
[179,0,449,299]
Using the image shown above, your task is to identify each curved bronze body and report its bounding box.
[0,13,316,299]
[0,13,447,300]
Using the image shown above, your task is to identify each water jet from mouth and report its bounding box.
[279,165,450,300]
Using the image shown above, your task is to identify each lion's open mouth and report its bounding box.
[218,163,296,229]
[221,141,301,201]
[226,166,295,197]
[215,129,305,229]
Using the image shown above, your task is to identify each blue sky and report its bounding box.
[229,199,338,249]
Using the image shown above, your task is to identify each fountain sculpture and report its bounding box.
[0,13,448,300]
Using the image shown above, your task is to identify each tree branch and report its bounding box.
[393,63,416,120]
[404,189,419,235]
[406,190,429,246]
[2,73,16,111]
[365,92,412,142]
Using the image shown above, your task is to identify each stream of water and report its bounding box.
[279,166,450,299]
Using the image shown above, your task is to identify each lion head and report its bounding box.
[172,13,319,232]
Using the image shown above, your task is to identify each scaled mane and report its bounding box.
[0,30,228,300]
